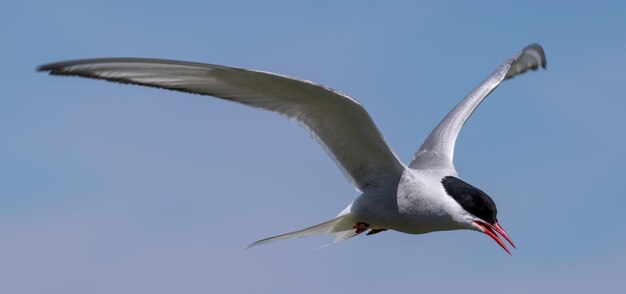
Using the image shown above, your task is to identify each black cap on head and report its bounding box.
[441,176,497,224]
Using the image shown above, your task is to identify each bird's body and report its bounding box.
[39,44,546,254]
[353,168,465,235]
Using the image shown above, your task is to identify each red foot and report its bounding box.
[354,221,370,234]
[367,228,387,235]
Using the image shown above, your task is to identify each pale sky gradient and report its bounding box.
[2,1,626,293]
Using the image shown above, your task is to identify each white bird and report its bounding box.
[39,44,546,254]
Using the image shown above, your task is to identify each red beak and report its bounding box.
[474,221,516,255]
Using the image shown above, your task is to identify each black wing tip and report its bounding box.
[36,57,224,75]
[36,59,90,73]
[36,60,84,74]
[37,63,56,73]
[36,59,109,74]
[503,43,547,80]
[523,43,547,69]
[36,58,124,74]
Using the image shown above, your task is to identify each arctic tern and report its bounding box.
[38,44,546,254]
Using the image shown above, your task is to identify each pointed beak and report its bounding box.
[473,221,516,255]
[493,222,516,249]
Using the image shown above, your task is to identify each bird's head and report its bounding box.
[441,176,515,254]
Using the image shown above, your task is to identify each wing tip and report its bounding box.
[37,59,86,73]
[37,63,55,73]
[37,61,77,74]
[245,239,269,249]
[36,58,123,74]
[504,43,547,80]
[523,43,547,69]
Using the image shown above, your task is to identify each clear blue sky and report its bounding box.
[2,1,625,293]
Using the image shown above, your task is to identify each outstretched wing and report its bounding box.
[409,44,547,172]
[39,59,405,191]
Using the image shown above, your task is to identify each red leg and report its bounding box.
[353,221,370,234]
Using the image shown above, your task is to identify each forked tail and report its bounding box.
[247,211,357,248]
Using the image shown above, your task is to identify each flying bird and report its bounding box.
[38,44,546,254]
